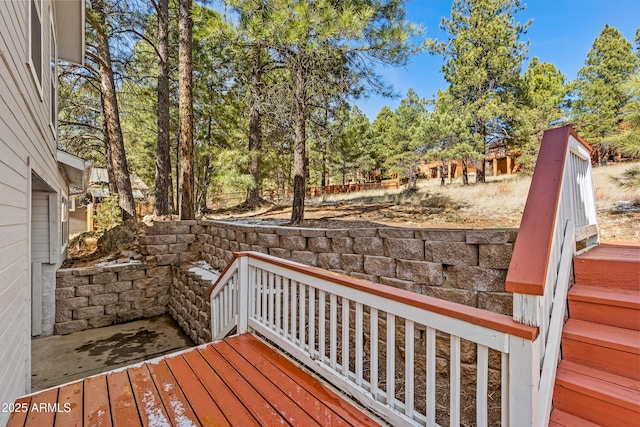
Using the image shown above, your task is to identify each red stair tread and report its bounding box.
[569,285,640,309]
[576,242,640,260]
[563,319,640,355]
[574,243,640,290]
[555,363,640,412]
[549,408,600,427]
[559,360,640,393]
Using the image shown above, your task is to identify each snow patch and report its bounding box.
[188,261,220,282]
[169,397,197,427]
[143,391,171,427]
[96,259,142,268]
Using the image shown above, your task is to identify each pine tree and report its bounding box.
[513,58,566,172]
[178,0,195,219]
[87,0,137,221]
[570,25,639,164]
[428,0,530,183]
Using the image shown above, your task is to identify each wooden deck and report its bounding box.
[8,334,379,427]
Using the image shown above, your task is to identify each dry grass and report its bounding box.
[207,162,640,242]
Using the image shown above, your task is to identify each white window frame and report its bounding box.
[61,195,68,249]
[49,6,58,136]
[27,0,44,99]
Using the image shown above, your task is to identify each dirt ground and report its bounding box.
[204,163,640,243]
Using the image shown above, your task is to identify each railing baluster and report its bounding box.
[342,297,349,376]
[249,266,256,318]
[275,274,282,333]
[426,327,436,427]
[450,335,461,426]
[223,286,228,328]
[214,296,219,337]
[386,312,395,409]
[319,290,326,363]
[502,352,509,426]
[261,269,268,323]
[283,277,289,339]
[355,302,363,387]
[370,307,378,399]
[477,344,489,427]
[405,319,415,419]
[291,280,297,345]
[268,272,274,328]
[309,287,316,358]
[299,283,306,350]
[255,269,262,322]
[330,293,337,370]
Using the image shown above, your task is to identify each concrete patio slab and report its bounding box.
[31,315,194,391]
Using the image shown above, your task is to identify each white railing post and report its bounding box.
[509,335,540,427]
[237,255,249,335]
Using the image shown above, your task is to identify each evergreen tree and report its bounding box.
[178,0,195,219]
[513,58,566,172]
[570,25,639,163]
[428,0,530,183]
[87,0,137,221]
[264,0,419,225]
[384,89,427,188]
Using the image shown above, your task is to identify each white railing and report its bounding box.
[506,126,598,426]
[211,252,538,426]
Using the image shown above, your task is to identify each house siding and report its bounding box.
[0,0,71,422]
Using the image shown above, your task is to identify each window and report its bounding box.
[61,196,68,247]
[50,9,57,133]
[28,0,44,93]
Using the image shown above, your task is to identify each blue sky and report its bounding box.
[355,0,640,120]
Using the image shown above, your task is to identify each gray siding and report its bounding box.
[0,0,70,421]
[31,191,50,262]
[69,205,89,235]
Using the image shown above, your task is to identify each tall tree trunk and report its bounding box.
[290,58,307,225]
[246,45,263,209]
[476,158,486,183]
[178,0,195,219]
[102,121,116,193]
[462,159,469,185]
[154,0,171,216]
[89,0,136,222]
[476,124,487,184]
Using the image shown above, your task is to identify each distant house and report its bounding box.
[0,0,86,421]
[69,168,149,233]
[486,144,520,176]
[420,159,477,180]
[421,145,520,181]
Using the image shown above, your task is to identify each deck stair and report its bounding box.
[550,243,640,426]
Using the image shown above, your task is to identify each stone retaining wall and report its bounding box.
[54,263,171,334]
[56,220,517,336]
[169,264,213,344]
[145,220,516,316]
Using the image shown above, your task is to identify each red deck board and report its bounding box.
[83,375,112,427]
[8,333,384,427]
[24,388,57,427]
[164,353,230,426]
[181,348,258,425]
[232,334,378,426]
[106,370,142,427]
[127,365,172,427]
[214,339,323,426]
[147,360,200,427]
[199,345,290,425]
[7,396,31,427]
[54,382,83,427]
